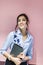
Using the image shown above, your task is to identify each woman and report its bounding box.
[0,13,33,65]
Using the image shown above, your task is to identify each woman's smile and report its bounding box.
[20,23,24,26]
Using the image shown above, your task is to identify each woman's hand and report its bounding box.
[17,52,29,61]
[10,56,22,65]
[13,57,22,65]
[17,52,25,60]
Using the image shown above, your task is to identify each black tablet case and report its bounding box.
[10,44,23,57]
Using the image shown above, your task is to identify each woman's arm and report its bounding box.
[3,51,22,65]
[17,52,29,62]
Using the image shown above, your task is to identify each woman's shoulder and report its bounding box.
[28,32,33,40]
[7,31,16,38]
[8,31,15,35]
[8,29,20,36]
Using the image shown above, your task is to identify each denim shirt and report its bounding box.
[0,29,33,60]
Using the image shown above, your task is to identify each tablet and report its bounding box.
[10,44,23,57]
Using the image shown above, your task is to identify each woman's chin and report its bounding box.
[19,27,25,30]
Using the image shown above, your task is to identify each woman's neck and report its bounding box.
[21,29,28,41]
[20,28,27,36]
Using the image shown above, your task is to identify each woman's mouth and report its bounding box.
[20,23,24,26]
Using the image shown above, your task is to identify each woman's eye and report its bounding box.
[18,19,26,22]
[22,19,26,21]
[18,19,21,22]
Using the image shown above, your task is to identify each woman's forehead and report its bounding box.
[18,16,26,19]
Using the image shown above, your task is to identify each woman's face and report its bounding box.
[18,16,27,30]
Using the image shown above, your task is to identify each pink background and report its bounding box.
[0,0,43,65]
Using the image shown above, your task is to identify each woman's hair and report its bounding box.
[15,13,29,31]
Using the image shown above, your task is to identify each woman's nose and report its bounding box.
[20,20,23,23]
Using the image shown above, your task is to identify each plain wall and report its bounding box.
[0,0,43,65]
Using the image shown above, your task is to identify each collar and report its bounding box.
[16,29,30,37]
[15,29,22,35]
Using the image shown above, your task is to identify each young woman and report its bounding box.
[0,13,33,65]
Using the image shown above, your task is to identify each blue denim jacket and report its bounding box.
[0,29,33,60]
